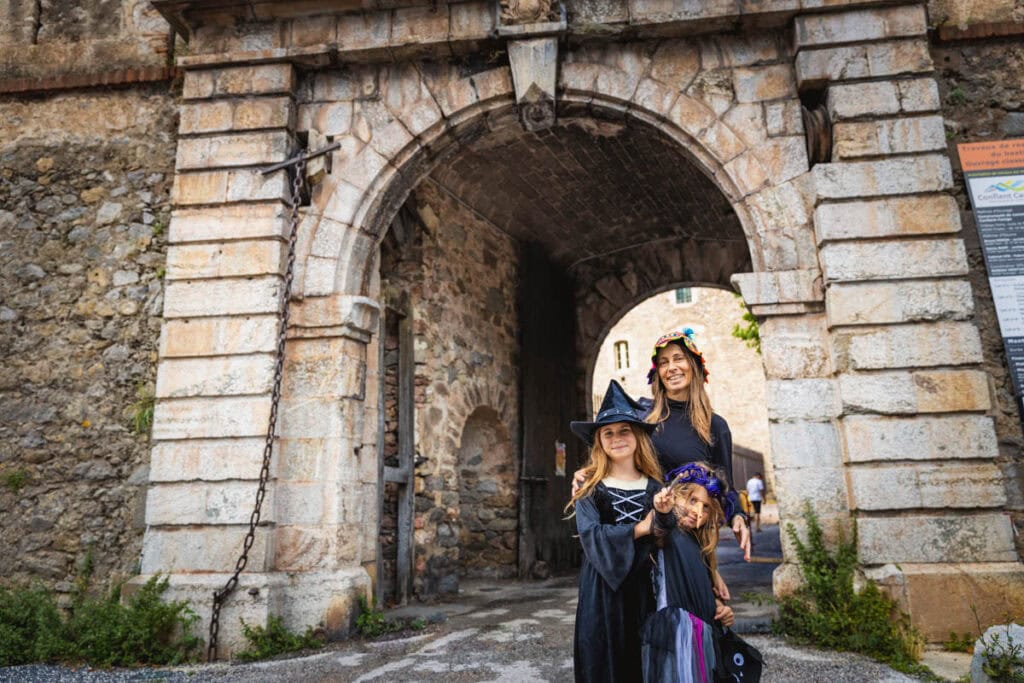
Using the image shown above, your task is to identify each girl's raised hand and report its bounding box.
[653,487,674,514]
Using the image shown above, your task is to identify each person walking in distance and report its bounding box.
[745,472,765,533]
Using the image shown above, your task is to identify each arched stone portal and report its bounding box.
[141,0,1023,656]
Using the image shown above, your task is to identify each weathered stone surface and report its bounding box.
[858,513,1017,563]
[163,277,282,318]
[156,354,276,397]
[841,414,999,463]
[159,316,280,357]
[832,115,946,159]
[169,204,290,243]
[175,131,292,170]
[839,370,991,415]
[147,481,274,525]
[827,78,940,119]
[794,4,927,48]
[849,462,1006,510]
[827,280,974,326]
[766,379,841,421]
[833,322,983,370]
[769,421,842,469]
[166,240,287,280]
[795,39,932,87]
[760,314,832,379]
[171,168,289,204]
[182,64,296,99]
[732,64,795,103]
[149,438,272,482]
[820,239,967,282]
[179,97,294,134]
[814,195,961,242]
[151,395,272,440]
[813,154,952,200]
[140,526,272,572]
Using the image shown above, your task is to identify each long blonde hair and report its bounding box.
[667,462,725,573]
[645,342,714,444]
[564,423,663,514]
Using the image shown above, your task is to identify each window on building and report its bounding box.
[614,341,630,370]
[675,287,693,304]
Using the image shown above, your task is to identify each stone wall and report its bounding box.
[933,36,1024,555]
[591,287,771,491]
[0,87,176,594]
[379,182,521,599]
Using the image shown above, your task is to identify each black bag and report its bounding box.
[714,626,763,683]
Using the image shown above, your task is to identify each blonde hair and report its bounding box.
[565,423,663,515]
[645,342,714,444]
[669,478,724,574]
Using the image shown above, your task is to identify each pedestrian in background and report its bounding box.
[745,472,765,533]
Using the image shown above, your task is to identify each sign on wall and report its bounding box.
[958,139,1024,397]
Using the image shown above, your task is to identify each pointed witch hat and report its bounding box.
[570,379,656,444]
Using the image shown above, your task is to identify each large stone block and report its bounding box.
[848,462,1006,511]
[166,240,287,280]
[769,421,843,469]
[283,338,367,399]
[156,354,277,398]
[839,370,991,415]
[171,169,289,205]
[732,64,796,103]
[858,513,1017,563]
[147,481,275,525]
[826,78,939,119]
[273,483,328,526]
[152,395,272,440]
[175,131,292,170]
[794,4,926,47]
[149,438,273,482]
[833,321,983,370]
[897,563,1024,642]
[826,280,974,326]
[795,39,932,87]
[760,314,832,379]
[813,154,952,200]
[182,64,296,99]
[766,378,841,421]
[179,97,293,134]
[732,270,822,306]
[140,526,272,573]
[168,204,291,243]
[159,316,280,357]
[832,115,946,159]
[820,239,967,282]
[840,414,999,463]
[814,194,961,242]
[774,467,848,516]
[163,276,282,318]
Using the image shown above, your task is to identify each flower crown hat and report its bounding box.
[646,327,709,385]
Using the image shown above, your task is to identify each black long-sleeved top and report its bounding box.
[638,398,742,524]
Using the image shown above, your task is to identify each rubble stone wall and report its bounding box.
[0,87,176,594]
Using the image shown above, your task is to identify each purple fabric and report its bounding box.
[689,612,707,683]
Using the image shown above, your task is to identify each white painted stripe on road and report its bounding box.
[414,628,480,655]
[353,656,416,682]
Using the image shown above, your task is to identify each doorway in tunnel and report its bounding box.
[373,105,756,602]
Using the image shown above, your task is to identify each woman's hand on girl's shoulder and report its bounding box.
[571,467,588,496]
[714,599,735,628]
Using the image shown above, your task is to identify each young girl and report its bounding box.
[566,380,664,683]
[643,462,735,683]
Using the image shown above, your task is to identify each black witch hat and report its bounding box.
[570,379,656,444]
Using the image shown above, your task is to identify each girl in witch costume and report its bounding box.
[643,462,736,683]
[566,380,664,683]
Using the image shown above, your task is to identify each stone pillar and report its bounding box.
[131,62,379,655]
[794,2,1024,639]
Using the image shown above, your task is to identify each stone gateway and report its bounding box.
[1,0,1022,657]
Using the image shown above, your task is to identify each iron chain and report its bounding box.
[207,157,307,661]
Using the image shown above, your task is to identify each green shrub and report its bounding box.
[235,615,325,662]
[978,624,1024,682]
[2,468,29,493]
[129,384,155,435]
[0,574,199,668]
[774,503,925,674]
[354,595,427,638]
[943,631,975,654]
[730,293,761,354]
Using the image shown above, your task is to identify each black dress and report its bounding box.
[574,478,660,683]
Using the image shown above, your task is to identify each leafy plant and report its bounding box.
[2,468,29,493]
[235,615,324,662]
[731,293,761,354]
[977,623,1024,682]
[739,590,775,607]
[774,502,925,675]
[943,631,975,653]
[946,86,967,105]
[355,595,426,638]
[130,384,155,435]
[0,573,200,667]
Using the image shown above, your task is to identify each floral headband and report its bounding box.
[665,463,724,500]
[646,327,710,385]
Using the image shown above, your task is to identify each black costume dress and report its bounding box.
[574,478,660,683]
[639,398,742,524]
[642,510,719,682]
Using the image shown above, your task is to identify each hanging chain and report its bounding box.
[206,156,307,662]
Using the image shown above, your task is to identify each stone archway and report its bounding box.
[456,406,517,579]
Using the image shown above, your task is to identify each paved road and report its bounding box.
[1,523,929,682]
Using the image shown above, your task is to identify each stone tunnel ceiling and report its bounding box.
[427,115,749,275]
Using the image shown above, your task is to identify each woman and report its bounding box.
[641,328,751,572]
